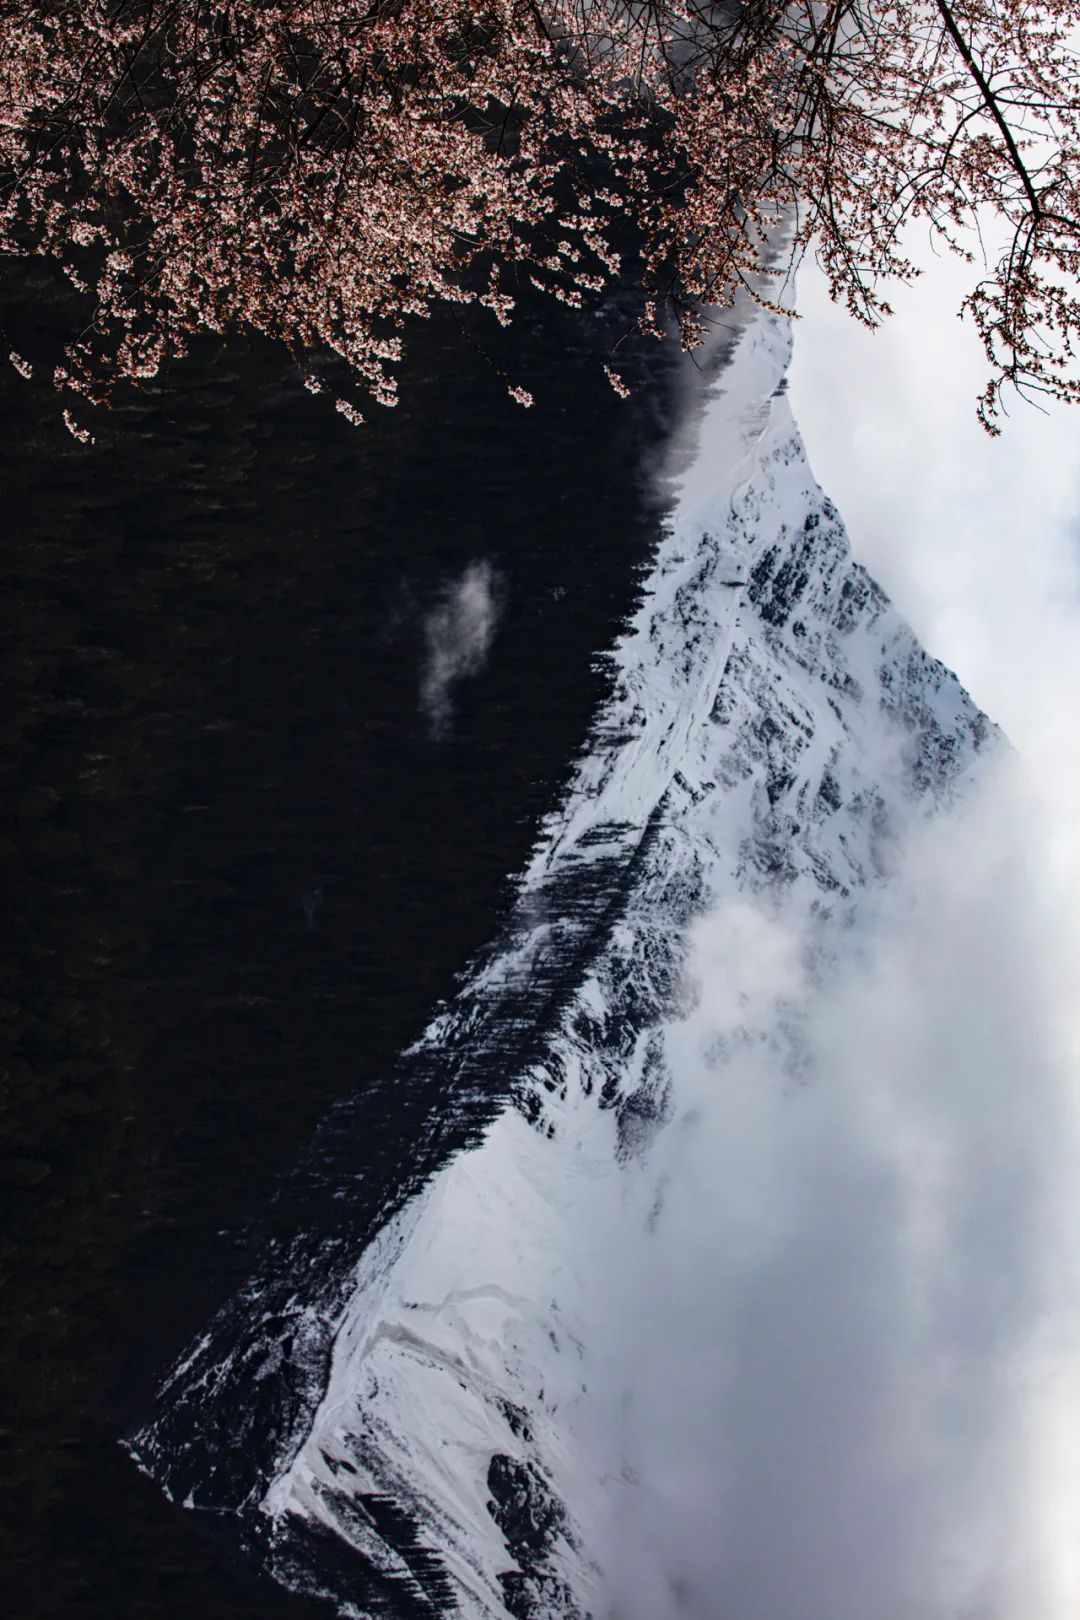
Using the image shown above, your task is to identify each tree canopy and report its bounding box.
[0,0,1077,436]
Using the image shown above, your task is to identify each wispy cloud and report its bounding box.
[419,560,502,738]
[788,241,1080,792]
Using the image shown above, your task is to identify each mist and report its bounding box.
[579,758,1080,1620]
[419,559,502,738]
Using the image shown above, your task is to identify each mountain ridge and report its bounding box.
[131,306,997,1619]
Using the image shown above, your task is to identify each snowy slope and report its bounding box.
[244,310,994,1617]
[131,306,995,1618]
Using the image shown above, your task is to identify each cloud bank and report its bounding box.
[566,256,1080,1620]
[419,559,502,738]
[581,756,1080,1620]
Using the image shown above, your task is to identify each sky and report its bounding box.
[730,252,1080,1620]
[553,257,1080,1620]
[788,247,1080,829]
[541,267,1080,1620]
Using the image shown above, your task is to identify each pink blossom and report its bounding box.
[0,0,1074,434]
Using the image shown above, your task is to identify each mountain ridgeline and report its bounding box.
[130,309,995,1619]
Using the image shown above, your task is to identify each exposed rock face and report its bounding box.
[131,310,995,1619]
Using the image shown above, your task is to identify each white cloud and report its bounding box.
[584,759,1080,1620]
[419,559,502,737]
[787,247,1080,796]
[544,251,1080,1620]
[787,242,1080,1124]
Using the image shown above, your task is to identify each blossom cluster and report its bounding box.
[0,1,1075,432]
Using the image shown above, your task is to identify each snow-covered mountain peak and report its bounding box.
[131,307,997,1620]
